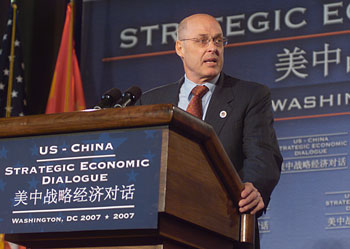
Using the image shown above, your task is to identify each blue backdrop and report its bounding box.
[80,0,350,248]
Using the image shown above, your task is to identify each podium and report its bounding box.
[1,104,254,249]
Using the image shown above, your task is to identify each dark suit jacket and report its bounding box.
[138,72,282,211]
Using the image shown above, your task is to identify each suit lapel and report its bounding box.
[205,73,235,136]
[168,77,184,105]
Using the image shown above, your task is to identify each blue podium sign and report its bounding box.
[0,128,163,233]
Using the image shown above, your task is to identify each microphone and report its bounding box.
[94,88,122,109]
[114,86,142,108]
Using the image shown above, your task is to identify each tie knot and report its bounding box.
[191,85,209,98]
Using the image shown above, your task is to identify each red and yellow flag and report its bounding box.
[0,234,25,249]
[45,1,86,113]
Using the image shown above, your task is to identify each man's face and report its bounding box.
[176,15,224,84]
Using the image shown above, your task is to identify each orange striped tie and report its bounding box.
[186,85,209,119]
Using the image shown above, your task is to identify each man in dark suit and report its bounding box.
[138,13,282,248]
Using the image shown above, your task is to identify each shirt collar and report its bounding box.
[183,74,219,99]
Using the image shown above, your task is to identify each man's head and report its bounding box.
[176,14,225,84]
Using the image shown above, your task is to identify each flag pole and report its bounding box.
[6,0,17,117]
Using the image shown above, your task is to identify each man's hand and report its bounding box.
[238,182,265,215]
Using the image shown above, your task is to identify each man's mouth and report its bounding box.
[204,58,218,64]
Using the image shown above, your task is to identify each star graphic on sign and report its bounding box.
[14,161,24,167]
[0,146,8,159]
[0,83,5,90]
[105,215,109,220]
[97,133,112,141]
[7,19,12,26]
[3,68,9,76]
[0,179,6,191]
[16,75,23,83]
[81,133,128,161]
[97,133,128,150]
[127,170,138,183]
[30,144,39,156]
[2,34,7,40]
[143,151,155,163]
[14,40,20,47]
[144,130,157,139]
[82,133,127,150]
[28,177,39,190]
[12,90,18,98]
[10,197,15,207]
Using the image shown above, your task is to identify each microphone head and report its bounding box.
[102,88,122,102]
[114,86,142,108]
[125,86,142,104]
[94,88,122,109]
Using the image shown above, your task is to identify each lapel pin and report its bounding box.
[219,110,227,119]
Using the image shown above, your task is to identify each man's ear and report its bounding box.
[175,40,184,59]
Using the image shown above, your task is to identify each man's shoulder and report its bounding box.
[222,73,268,92]
[223,74,270,96]
[143,81,179,96]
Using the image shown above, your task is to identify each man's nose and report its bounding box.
[207,39,218,52]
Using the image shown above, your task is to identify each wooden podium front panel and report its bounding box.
[1,105,253,248]
[164,130,240,240]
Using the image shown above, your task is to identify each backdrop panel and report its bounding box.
[80,1,350,248]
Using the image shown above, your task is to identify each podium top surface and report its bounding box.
[0,104,212,139]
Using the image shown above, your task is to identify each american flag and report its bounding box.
[0,2,26,118]
[0,3,26,248]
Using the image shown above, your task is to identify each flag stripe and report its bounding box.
[0,233,4,249]
[64,1,74,112]
[5,3,17,117]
